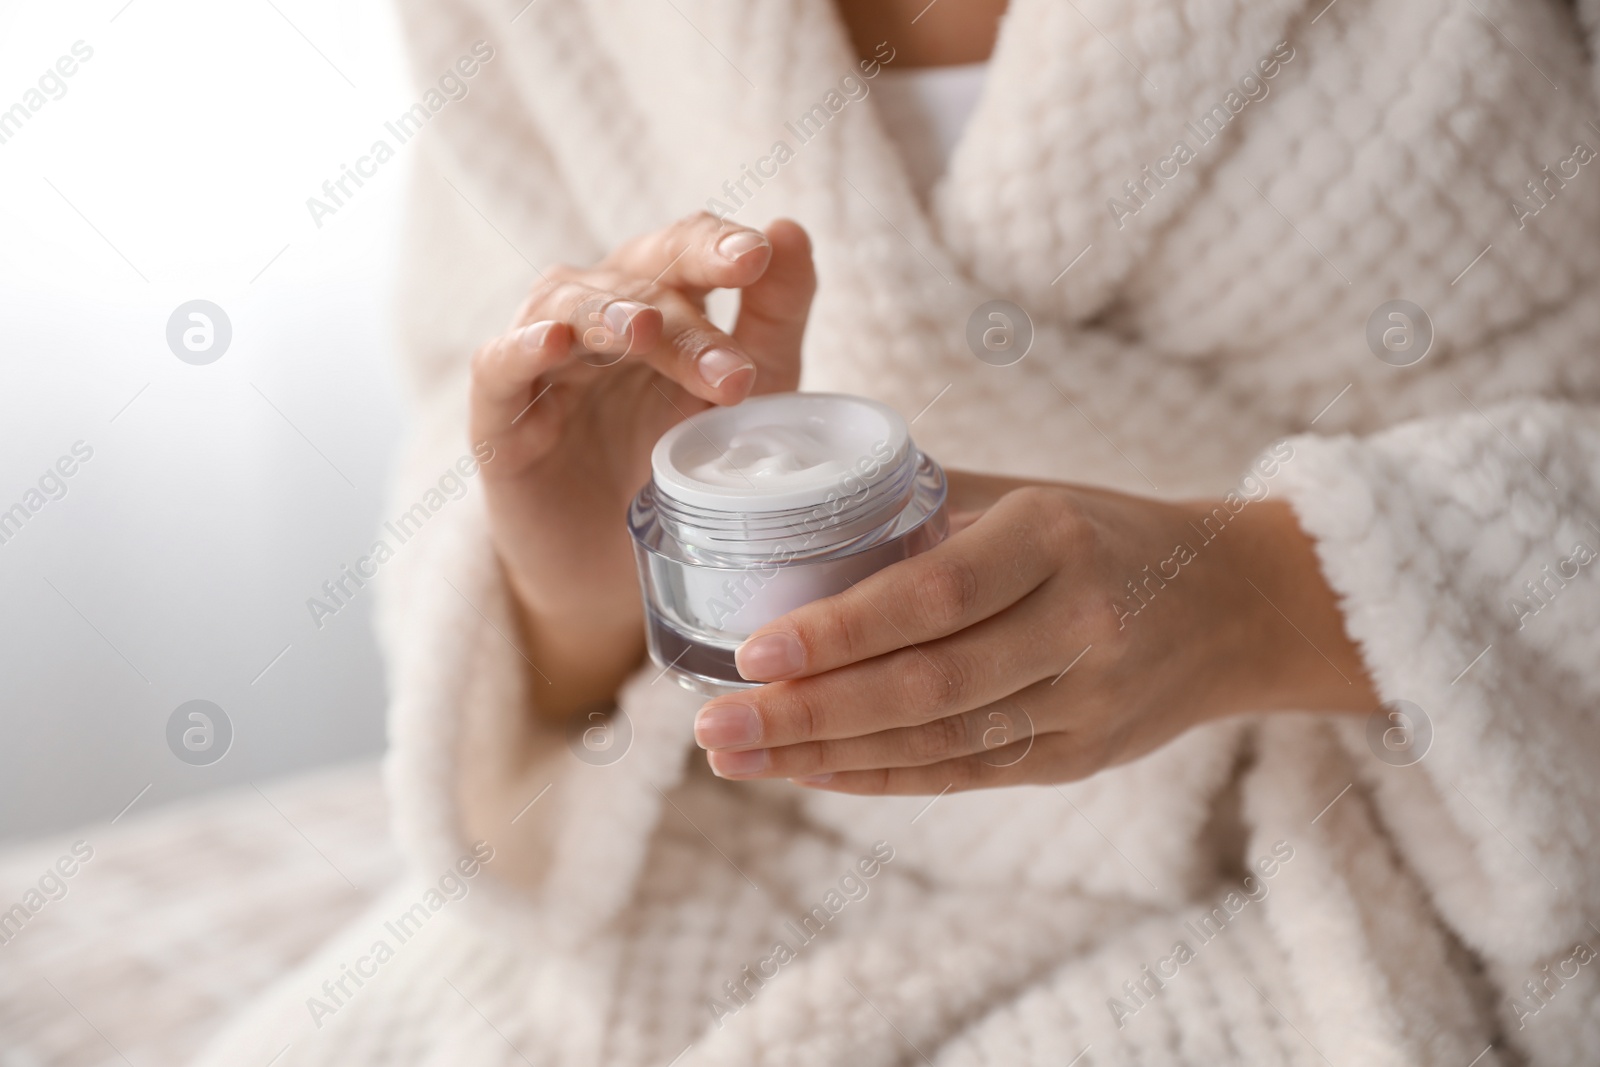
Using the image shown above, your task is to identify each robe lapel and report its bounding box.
[577,0,972,404]
[937,0,1311,320]
[578,0,1310,311]
[551,0,1308,423]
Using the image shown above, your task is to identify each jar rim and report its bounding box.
[649,393,911,514]
[630,448,947,567]
[643,445,920,560]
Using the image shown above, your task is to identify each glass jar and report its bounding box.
[629,392,948,694]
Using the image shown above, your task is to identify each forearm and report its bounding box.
[513,583,647,726]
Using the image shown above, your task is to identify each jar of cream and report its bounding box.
[629,392,948,694]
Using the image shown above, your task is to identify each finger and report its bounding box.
[789,734,1067,795]
[734,488,1065,682]
[603,212,772,296]
[704,698,1040,780]
[469,319,575,437]
[580,270,759,403]
[517,275,665,363]
[697,589,1061,752]
[733,218,814,395]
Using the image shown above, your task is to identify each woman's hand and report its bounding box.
[692,471,1379,793]
[470,213,816,721]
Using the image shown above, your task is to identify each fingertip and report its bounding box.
[737,218,816,341]
[715,229,771,265]
[695,701,763,750]
[735,630,805,681]
[516,319,565,352]
[695,348,757,400]
[707,230,773,288]
[715,365,758,403]
[602,301,662,355]
[765,217,811,255]
[707,747,770,779]
[604,299,657,337]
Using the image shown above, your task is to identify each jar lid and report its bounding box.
[650,393,911,514]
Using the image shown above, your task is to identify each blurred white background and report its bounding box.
[0,0,417,840]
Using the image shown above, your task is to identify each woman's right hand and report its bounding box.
[468,214,816,720]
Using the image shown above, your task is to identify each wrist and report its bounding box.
[1201,497,1379,717]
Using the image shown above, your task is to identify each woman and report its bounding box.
[200,0,1600,1062]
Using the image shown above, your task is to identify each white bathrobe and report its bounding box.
[196,0,1600,1062]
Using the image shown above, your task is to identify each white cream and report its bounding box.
[685,425,849,490]
[652,393,907,513]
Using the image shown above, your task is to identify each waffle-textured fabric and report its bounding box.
[0,764,398,1067]
[195,0,1600,1063]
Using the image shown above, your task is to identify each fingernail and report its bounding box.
[516,320,558,348]
[695,703,761,749]
[716,230,769,261]
[736,632,804,680]
[697,347,755,389]
[709,748,770,778]
[603,300,650,338]
[791,774,833,786]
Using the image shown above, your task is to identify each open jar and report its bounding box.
[628,392,948,694]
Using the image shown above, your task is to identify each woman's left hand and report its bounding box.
[692,470,1380,794]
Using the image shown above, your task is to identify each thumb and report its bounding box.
[733,218,814,395]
